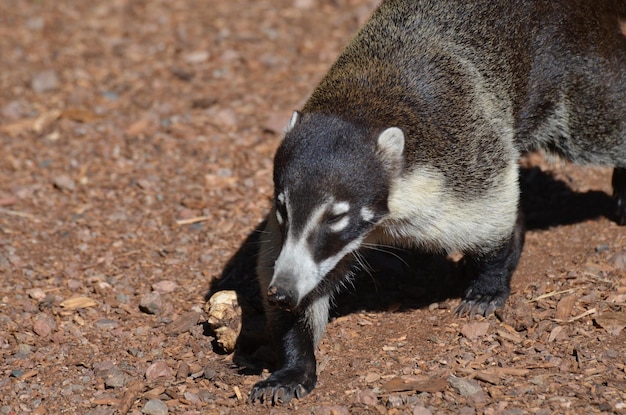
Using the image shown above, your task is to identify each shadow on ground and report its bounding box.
[207,166,617,371]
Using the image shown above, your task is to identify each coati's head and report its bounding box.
[267,111,404,310]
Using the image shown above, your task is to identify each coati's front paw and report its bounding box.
[455,285,508,319]
[248,369,315,405]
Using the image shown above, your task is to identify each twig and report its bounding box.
[528,288,576,302]
[175,216,212,225]
[0,207,38,220]
[567,308,597,323]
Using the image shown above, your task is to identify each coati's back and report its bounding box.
[305,0,626,168]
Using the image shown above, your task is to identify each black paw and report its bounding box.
[612,167,626,225]
[248,370,314,405]
[455,286,508,319]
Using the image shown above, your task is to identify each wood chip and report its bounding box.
[555,294,577,321]
[116,380,145,414]
[165,311,201,335]
[594,312,626,335]
[380,376,447,393]
[60,297,97,309]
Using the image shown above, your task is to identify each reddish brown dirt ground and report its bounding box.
[1,1,625,414]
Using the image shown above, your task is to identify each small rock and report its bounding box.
[294,0,317,9]
[203,366,217,381]
[33,319,51,337]
[139,292,163,315]
[413,405,434,415]
[15,343,32,358]
[460,322,490,340]
[10,369,24,378]
[93,361,116,378]
[183,391,201,404]
[610,251,626,270]
[184,51,210,64]
[310,405,349,415]
[27,288,46,300]
[364,372,380,383]
[104,366,127,388]
[152,280,179,294]
[176,362,190,380]
[145,361,172,382]
[31,69,59,93]
[53,174,76,192]
[595,244,610,253]
[142,399,168,415]
[94,318,119,330]
[356,389,378,406]
[213,108,237,129]
[386,395,404,407]
[447,375,482,396]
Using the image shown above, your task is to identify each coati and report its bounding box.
[248,0,626,404]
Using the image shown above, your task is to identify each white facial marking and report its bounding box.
[277,192,286,205]
[319,237,363,277]
[360,206,375,222]
[331,201,350,216]
[271,202,329,305]
[328,215,350,233]
[275,209,284,225]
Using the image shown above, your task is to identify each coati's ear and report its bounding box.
[285,111,302,133]
[376,127,405,172]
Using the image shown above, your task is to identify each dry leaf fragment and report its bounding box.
[166,311,201,335]
[60,297,97,309]
[594,312,626,336]
[33,110,62,133]
[555,294,577,321]
[548,325,564,342]
[61,108,100,123]
[460,321,490,340]
[380,376,447,393]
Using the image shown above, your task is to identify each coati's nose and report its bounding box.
[267,285,297,311]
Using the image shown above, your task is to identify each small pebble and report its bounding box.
[356,389,378,406]
[15,344,32,358]
[10,369,24,378]
[448,375,482,396]
[152,280,178,294]
[53,174,76,192]
[142,399,168,415]
[610,251,626,270]
[104,367,127,388]
[413,405,434,415]
[31,69,59,93]
[94,318,119,330]
[139,292,162,315]
[27,288,46,300]
[145,361,172,382]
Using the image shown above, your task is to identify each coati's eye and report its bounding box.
[325,201,351,232]
[275,208,285,226]
[275,191,287,226]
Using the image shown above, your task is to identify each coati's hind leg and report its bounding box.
[456,211,525,318]
[612,167,626,226]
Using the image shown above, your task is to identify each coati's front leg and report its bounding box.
[456,210,525,318]
[248,209,329,404]
[612,167,626,225]
[248,296,328,404]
